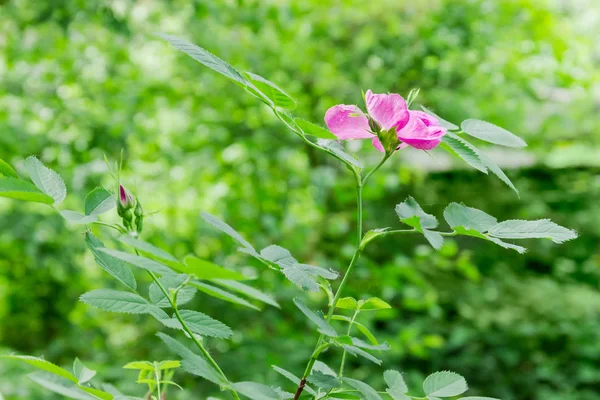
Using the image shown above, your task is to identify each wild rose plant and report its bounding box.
[0,34,578,400]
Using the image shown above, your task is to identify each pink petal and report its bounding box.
[365,90,410,131]
[396,111,447,150]
[324,105,373,140]
[410,110,440,127]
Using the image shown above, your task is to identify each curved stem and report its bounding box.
[362,154,390,186]
[148,270,241,400]
[92,221,127,234]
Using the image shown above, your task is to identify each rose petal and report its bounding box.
[410,110,440,127]
[397,111,447,150]
[324,105,373,140]
[365,90,410,131]
[371,137,408,152]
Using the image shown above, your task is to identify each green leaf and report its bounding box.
[201,211,256,252]
[360,297,391,311]
[24,156,67,204]
[0,177,54,204]
[336,297,359,310]
[158,360,181,370]
[97,248,175,275]
[0,159,18,178]
[85,232,137,290]
[384,370,409,400]
[350,337,389,351]
[486,236,527,254]
[312,361,337,377]
[123,361,154,371]
[161,309,232,339]
[28,372,96,400]
[244,72,296,110]
[84,188,116,216]
[443,203,497,232]
[60,210,98,224]
[420,106,458,130]
[213,279,279,308]
[190,280,259,310]
[295,118,337,139]
[440,133,487,173]
[460,397,501,400]
[307,371,341,390]
[272,366,316,396]
[395,196,438,230]
[477,152,518,195]
[316,139,363,169]
[231,382,281,400]
[343,378,382,400]
[461,119,527,148]
[260,245,296,267]
[157,34,247,85]
[293,298,337,337]
[2,355,77,383]
[423,371,468,397]
[331,316,379,345]
[80,289,159,315]
[184,255,247,280]
[73,358,96,385]
[341,345,382,365]
[149,275,196,307]
[488,219,577,244]
[451,226,528,254]
[156,333,224,385]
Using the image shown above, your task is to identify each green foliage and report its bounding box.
[24,156,67,205]
[460,119,527,148]
[422,371,468,397]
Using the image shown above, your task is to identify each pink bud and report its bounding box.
[119,185,134,209]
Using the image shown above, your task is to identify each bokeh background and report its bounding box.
[1,0,599,399]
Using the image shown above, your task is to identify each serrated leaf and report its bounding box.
[272,366,316,396]
[461,119,527,148]
[244,72,296,110]
[336,297,360,310]
[85,233,137,290]
[307,371,341,390]
[2,355,77,383]
[486,236,527,253]
[84,188,116,216]
[161,309,232,339]
[441,133,487,173]
[24,156,66,204]
[350,338,389,351]
[119,236,179,262]
[395,197,438,230]
[190,281,259,310]
[444,203,497,232]
[360,297,391,311]
[477,152,518,195]
[201,211,255,251]
[0,177,55,204]
[123,361,154,371]
[344,378,382,400]
[28,372,96,400]
[97,248,175,275]
[156,333,224,385]
[420,106,458,130]
[423,371,468,397]
[423,229,444,250]
[184,255,247,280]
[231,382,281,400]
[0,159,18,178]
[488,219,577,244]
[341,345,382,365]
[281,265,319,291]
[73,358,96,385]
[260,245,296,267]
[293,298,337,337]
[316,139,363,168]
[80,289,159,315]
[60,210,98,224]
[214,279,279,308]
[384,370,409,399]
[331,316,379,345]
[295,118,337,139]
[157,34,247,85]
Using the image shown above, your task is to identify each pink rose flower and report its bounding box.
[324,90,447,151]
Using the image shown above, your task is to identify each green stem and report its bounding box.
[362,154,390,186]
[154,362,162,400]
[338,309,359,377]
[147,270,241,400]
[91,221,127,234]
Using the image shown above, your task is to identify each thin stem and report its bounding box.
[362,154,390,186]
[338,309,359,377]
[91,221,127,234]
[154,363,162,400]
[147,270,241,400]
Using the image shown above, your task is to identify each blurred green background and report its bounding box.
[1,0,599,399]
